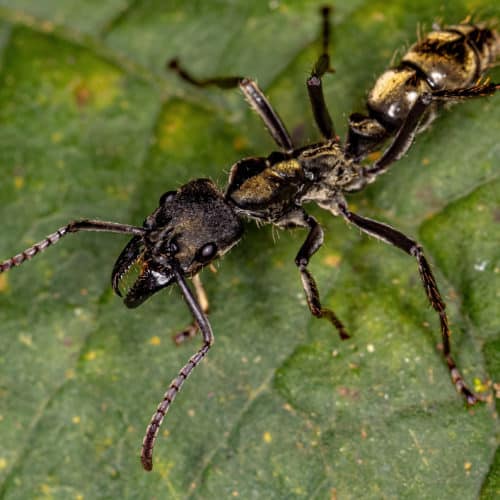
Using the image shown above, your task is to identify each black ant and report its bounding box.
[0,7,498,471]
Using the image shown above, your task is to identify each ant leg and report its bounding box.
[141,263,214,471]
[173,274,210,345]
[167,58,241,89]
[168,59,293,151]
[277,209,349,340]
[364,82,499,178]
[345,112,389,160]
[307,6,337,141]
[337,202,478,405]
[0,219,144,273]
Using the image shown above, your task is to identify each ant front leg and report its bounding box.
[336,203,478,405]
[168,59,293,151]
[277,209,349,340]
[141,264,214,471]
[307,6,338,141]
[172,274,210,345]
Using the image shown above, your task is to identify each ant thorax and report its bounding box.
[297,141,364,208]
[225,142,363,223]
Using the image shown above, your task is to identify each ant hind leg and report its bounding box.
[337,202,478,405]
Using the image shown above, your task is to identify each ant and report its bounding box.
[0,7,498,471]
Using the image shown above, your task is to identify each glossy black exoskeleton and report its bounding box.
[346,19,500,160]
[1,7,498,471]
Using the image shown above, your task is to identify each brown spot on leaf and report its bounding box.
[73,82,91,107]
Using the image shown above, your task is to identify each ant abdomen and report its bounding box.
[347,23,500,158]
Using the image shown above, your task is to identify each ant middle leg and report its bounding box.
[277,209,349,340]
[337,202,478,405]
[168,59,293,151]
[307,6,338,141]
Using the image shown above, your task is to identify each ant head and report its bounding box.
[112,179,243,308]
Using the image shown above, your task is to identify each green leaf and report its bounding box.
[0,1,498,498]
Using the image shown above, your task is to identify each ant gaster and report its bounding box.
[1,7,498,471]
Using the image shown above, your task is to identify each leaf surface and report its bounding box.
[0,1,498,498]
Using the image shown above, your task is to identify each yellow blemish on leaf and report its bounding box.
[13,176,24,189]
[72,416,81,424]
[155,460,175,480]
[263,431,272,443]
[75,494,84,500]
[149,336,161,346]
[40,21,54,33]
[0,274,9,292]
[323,253,341,267]
[464,461,472,472]
[158,115,184,151]
[51,131,63,144]
[232,491,239,497]
[86,72,121,109]
[421,157,430,166]
[0,458,7,470]
[18,334,33,347]
[84,350,98,361]
[40,483,51,495]
[473,378,489,393]
[65,368,75,380]
[372,12,385,22]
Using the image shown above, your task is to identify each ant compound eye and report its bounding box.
[197,242,217,263]
[159,191,176,205]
